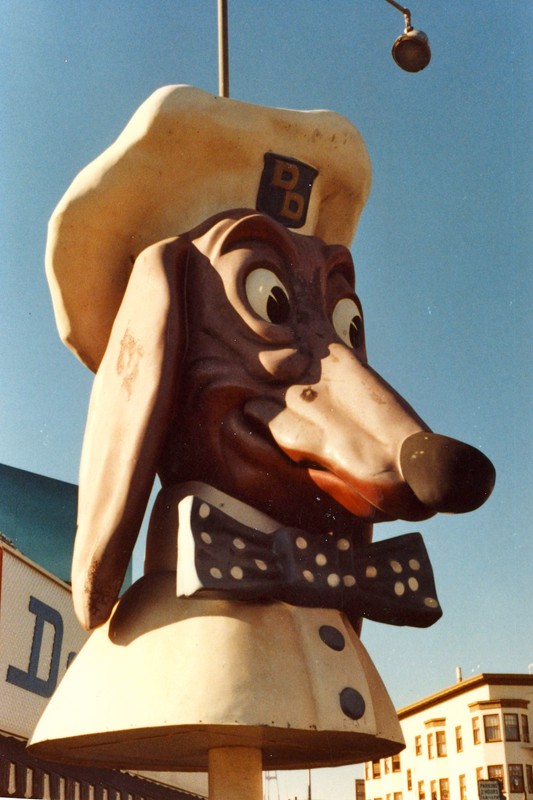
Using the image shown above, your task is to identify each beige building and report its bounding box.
[364,673,533,800]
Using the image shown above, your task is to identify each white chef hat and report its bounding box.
[46,85,371,371]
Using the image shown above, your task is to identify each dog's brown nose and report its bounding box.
[400,432,496,514]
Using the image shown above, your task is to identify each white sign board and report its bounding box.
[478,780,502,800]
[0,542,89,738]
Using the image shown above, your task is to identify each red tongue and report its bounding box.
[308,468,378,519]
[309,466,436,523]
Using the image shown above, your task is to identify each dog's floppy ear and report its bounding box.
[72,237,189,630]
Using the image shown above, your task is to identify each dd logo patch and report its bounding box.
[257,153,318,228]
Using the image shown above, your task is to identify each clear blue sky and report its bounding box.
[1,2,531,798]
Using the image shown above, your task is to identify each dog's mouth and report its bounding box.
[241,398,410,522]
[241,397,495,521]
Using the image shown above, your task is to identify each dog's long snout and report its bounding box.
[256,342,495,523]
[400,432,495,514]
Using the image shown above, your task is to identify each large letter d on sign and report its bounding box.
[7,596,64,698]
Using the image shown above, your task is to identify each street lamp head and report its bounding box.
[392,26,431,72]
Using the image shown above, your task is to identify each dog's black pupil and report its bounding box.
[349,317,361,348]
[267,286,290,324]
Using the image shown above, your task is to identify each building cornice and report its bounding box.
[398,674,533,720]
[469,699,529,711]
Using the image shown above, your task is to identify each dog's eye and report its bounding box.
[332,297,363,348]
[245,268,290,324]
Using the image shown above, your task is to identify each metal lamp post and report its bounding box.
[217,0,431,100]
[217,0,229,96]
[383,0,431,72]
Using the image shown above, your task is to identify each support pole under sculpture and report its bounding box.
[208,747,263,800]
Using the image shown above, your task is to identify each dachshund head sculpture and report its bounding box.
[43,86,494,631]
[73,207,495,630]
[26,81,500,781]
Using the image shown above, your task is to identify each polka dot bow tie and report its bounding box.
[176,496,442,629]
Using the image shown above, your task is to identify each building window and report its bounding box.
[439,778,449,800]
[472,717,481,744]
[436,730,447,757]
[385,759,391,774]
[476,768,484,782]
[430,780,437,800]
[365,762,372,780]
[394,793,403,800]
[521,714,530,743]
[415,735,422,755]
[427,732,434,758]
[455,725,463,752]
[372,760,381,779]
[483,714,502,742]
[526,764,533,794]
[392,754,401,772]
[418,781,426,800]
[504,713,520,741]
[459,774,467,800]
[407,770,412,791]
[488,765,505,792]
[508,764,524,794]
